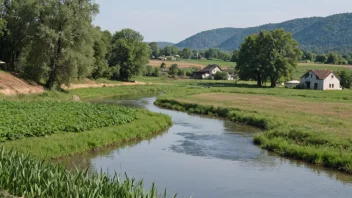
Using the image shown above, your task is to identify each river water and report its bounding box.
[59,95,352,198]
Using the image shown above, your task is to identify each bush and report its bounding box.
[214,71,229,80]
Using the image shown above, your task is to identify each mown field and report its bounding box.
[154,83,352,173]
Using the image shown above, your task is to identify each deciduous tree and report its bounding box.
[109,29,151,81]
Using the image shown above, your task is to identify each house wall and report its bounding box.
[300,71,341,90]
[323,73,341,90]
[211,67,222,74]
[300,71,324,90]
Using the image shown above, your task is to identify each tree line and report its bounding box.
[0,0,151,90]
[301,51,352,65]
[148,43,232,61]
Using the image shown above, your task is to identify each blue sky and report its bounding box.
[94,0,352,43]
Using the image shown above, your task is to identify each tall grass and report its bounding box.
[0,147,175,198]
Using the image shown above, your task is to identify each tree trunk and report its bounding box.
[270,77,276,88]
[45,58,57,90]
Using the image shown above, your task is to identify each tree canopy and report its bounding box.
[236,29,302,87]
[109,29,151,81]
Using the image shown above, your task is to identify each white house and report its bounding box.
[300,70,342,90]
[191,64,222,79]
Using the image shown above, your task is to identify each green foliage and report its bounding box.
[181,48,192,59]
[168,64,179,78]
[337,70,352,89]
[315,54,327,63]
[0,147,173,197]
[0,101,137,141]
[236,29,302,87]
[214,71,229,80]
[231,50,240,62]
[25,0,98,89]
[109,29,151,81]
[148,42,159,58]
[160,62,166,70]
[91,27,112,79]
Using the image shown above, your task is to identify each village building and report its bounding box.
[300,70,342,90]
[191,64,235,80]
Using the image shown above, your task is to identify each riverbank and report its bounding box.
[154,87,352,173]
[0,84,175,197]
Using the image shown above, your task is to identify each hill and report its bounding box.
[151,42,175,48]
[175,13,352,53]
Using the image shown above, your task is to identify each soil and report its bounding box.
[0,72,146,96]
[0,72,44,95]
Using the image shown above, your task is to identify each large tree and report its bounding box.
[148,42,159,58]
[91,28,111,79]
[0,0,38,71]
[25,0,98,89]
[182,48,192,59]
[236,29,301,87]
[109,29,151,81]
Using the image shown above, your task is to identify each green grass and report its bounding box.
[0,147,174,198]
[294,64,352,79]
[154,83,352,173]
[1,109,171,159]
[0,84,171,101]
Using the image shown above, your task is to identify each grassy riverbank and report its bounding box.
[154,87,352,173]
[0,84,175,197]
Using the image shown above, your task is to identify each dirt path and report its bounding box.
[0,72,147,96]
[62,81,146,90]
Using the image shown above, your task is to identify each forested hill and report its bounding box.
[175,13,352,53]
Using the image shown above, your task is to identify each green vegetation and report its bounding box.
[214,71,229,80]
[1,109,171,159]
[0,0,151,89]
[237,29,302,87]
[175,13,352,53]
[0,101,137,141]
[153,85,352,173]
[0,147,173,198]
[0,84,174,196]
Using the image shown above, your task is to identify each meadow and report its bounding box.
[154,83,352,173]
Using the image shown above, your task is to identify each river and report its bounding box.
[59,95,352,198]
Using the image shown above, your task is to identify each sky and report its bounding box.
[94,0,352,43]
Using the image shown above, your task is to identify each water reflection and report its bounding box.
[56,95,352,198]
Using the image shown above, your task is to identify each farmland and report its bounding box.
[0,101,137,141]
[149,59,352,80]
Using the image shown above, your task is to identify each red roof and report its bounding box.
[311,70,334,80]
[302,70,339,80]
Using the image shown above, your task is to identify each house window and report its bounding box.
[311,74,313,78]
[332,84,335,88]
[331,75,334,79]
[329,84,331,88]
